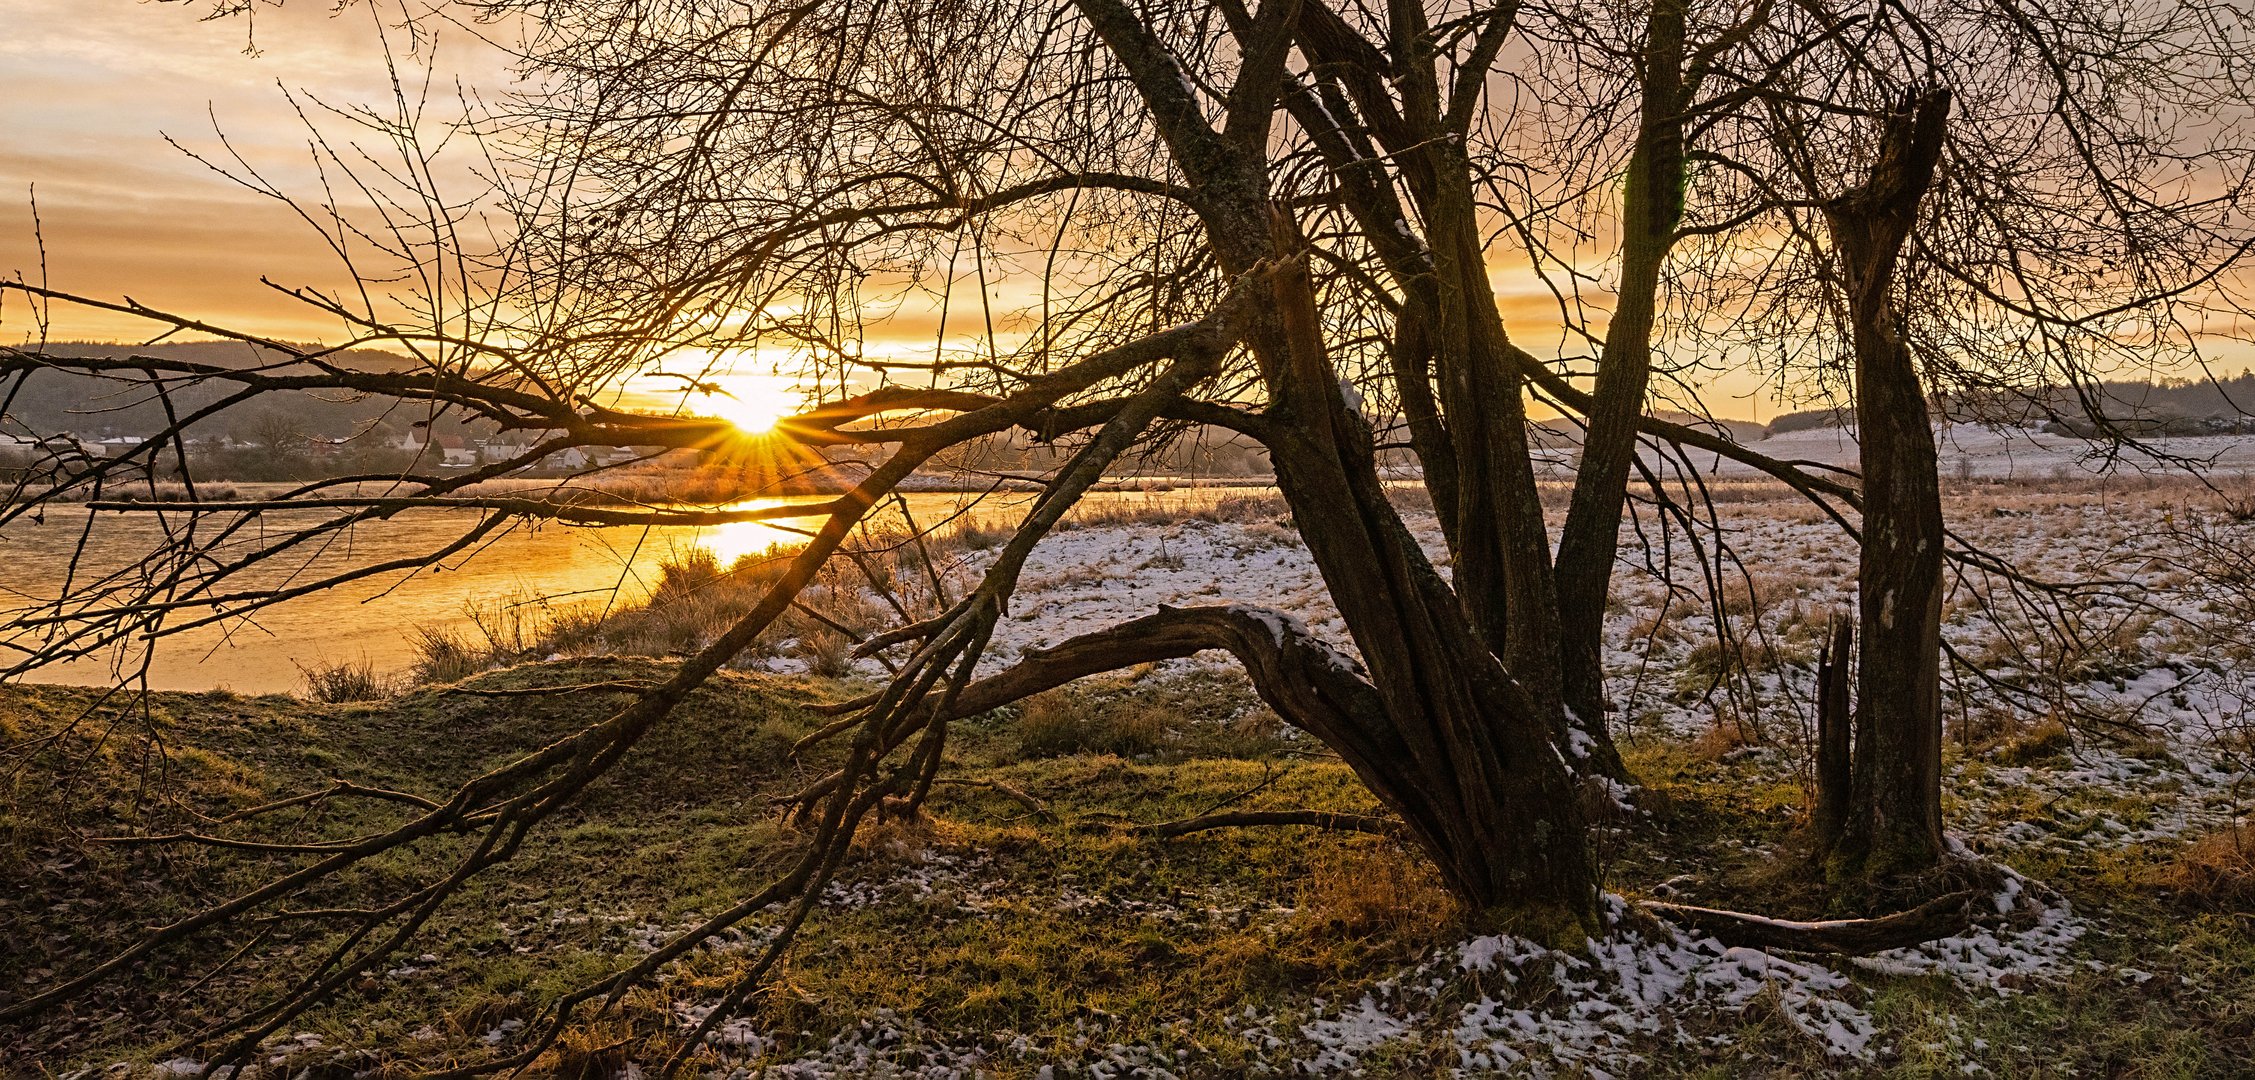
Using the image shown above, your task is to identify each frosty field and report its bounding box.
[9,473,2255,1078]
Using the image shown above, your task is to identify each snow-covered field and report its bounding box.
[127,466,2255,1080]
[952,472,2251,765]
[653,868,2086,1078]
[666,474,2251,1077]
[1665,422,2255,481]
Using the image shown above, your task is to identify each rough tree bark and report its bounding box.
[1283,0,1661,782]
[1824,89,1953,880]
[1812,613,1855,853]
[1259,239,1597,927]
[1076,0,1599,930]
[1551,0,1688,770]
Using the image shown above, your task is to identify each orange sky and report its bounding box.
[0,2,513,342]
[5,2,2245,425]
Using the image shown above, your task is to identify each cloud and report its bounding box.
[0,0,510,343]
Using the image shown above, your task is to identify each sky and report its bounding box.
[4,2,2245,426]
[0,1,513,342]
[0,0,1802,422]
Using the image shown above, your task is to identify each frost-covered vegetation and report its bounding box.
[9,476,2255,1077]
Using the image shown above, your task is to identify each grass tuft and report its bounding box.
[295,656,393,703]
[2168,823,2255,908]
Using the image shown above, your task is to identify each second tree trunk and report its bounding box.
[1821,89,1953,881]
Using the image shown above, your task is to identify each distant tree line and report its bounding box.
[1767,372,2255,438]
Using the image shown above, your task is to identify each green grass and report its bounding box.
[5,661,2253,1077]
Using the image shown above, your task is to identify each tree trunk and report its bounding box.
[1551,0,1687,773]
[1812,613,1854,853]
[1278,1,1644,781]
[1421,146,1576,732]
[1074,0,1597,929]
[1285,3,1614,777]
[1257,246,1598,930]
[1825,89,1952,881]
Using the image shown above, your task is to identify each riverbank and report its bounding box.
[5,657,2251,1076]
[10,473,2255,1074]
[0,487,1280,694]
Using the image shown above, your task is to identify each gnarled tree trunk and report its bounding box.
[1073,0,1602,929]
[1551,0,1688,775]
[1823,89,1952,880]
[1258,242,1597,928]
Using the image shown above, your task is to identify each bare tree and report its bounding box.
[6,0,2255,1067]
[1819,88,1953,880]
[245,409,314,454]
[1681,0,2255,881]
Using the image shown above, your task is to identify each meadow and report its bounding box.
[9,473,2254,1077]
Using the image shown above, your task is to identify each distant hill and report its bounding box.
[1,340,464,444]
[1654,410,1770,445]
[1766,407,1853,436]
[1533,409,1771,450]
[2012,373,2255,436]
[1767,373,2255,438]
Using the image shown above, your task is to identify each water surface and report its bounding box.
[0,484,1270,693]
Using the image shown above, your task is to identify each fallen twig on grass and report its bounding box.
[1644,889,1979,955]
[1135,809,1400,838]
[930,777,1054,821]
[443,681,658,697]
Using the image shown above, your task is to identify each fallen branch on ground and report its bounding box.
[1135,809,1400,838]
[443,681,658,697]
[930,777,1053,821]
[1643,889,1979,955]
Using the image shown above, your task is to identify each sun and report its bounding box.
[707,377,802,434]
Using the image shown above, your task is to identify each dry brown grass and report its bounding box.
[1054,490,1290,531]
[408,588,585,683]
[1025,564,1122,592]
[1677,634,1789,685]
[1707,570,1828,623]
[1004,677,1290,763]
[294,656,393,703]
[1012,691,1176,760]
[482,539,904,676]
[1686,716,1758,761]
[1294,844,1456,941]
[542,1022,638,1080]
[1228,520,1300,552]
[1943,471,2245,521]
[2167,823,2255,908]
[1625,609,1687,645]
[113,481,245,503]
[1989,719,2075,765]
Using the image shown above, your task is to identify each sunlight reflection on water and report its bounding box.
[0,485,1272,693]
[694,499,828,566]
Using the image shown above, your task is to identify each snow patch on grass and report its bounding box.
[1274,876,2087,1076]
[1854,866,2086,993]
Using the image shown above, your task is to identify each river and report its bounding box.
[0,484,1271,694]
